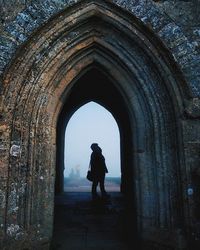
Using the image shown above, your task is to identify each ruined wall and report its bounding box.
[0,0,200,249]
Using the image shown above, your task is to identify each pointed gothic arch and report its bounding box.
[1,0,188,248]
[56,67,134,196]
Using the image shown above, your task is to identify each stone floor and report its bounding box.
[50,192,138,250]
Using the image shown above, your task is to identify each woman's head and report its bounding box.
[91,143,102,153]
[91,143,98,151]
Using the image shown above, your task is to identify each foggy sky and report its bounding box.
[64,102,121,178]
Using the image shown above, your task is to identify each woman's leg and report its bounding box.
[92,180,98,198]
[100,175,110,198]
[100,175,106,195]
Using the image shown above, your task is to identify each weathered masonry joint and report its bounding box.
[0,0,199,249]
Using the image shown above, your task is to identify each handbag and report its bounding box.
[86,162,93,181]
[87,170,93,181]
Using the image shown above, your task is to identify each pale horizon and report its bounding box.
[64,101,121,178]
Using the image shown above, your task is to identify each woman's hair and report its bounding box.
[90,143,98,151]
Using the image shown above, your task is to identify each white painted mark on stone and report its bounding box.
[187,187,193,196]
[10,145,21,157]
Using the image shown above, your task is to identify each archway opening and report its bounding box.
[52,68,137,249]
[1,1,188,248]
[55,67,134,197]
[64,101,121,192]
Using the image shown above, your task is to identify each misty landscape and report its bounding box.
[64,102,121,179]
[64,176,121,192]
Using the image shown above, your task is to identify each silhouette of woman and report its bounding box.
[89,143,109,199]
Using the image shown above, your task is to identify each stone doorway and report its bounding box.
[1,1,187,249]
[52,68,137,249]
[55,68,134,197]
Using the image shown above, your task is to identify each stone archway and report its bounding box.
[56,68,133,197]
[1,1,188,249]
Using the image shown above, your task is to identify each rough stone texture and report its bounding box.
[0,0,199,249]
[0,0,199,96]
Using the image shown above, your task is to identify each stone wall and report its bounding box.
[0,0,199,96]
